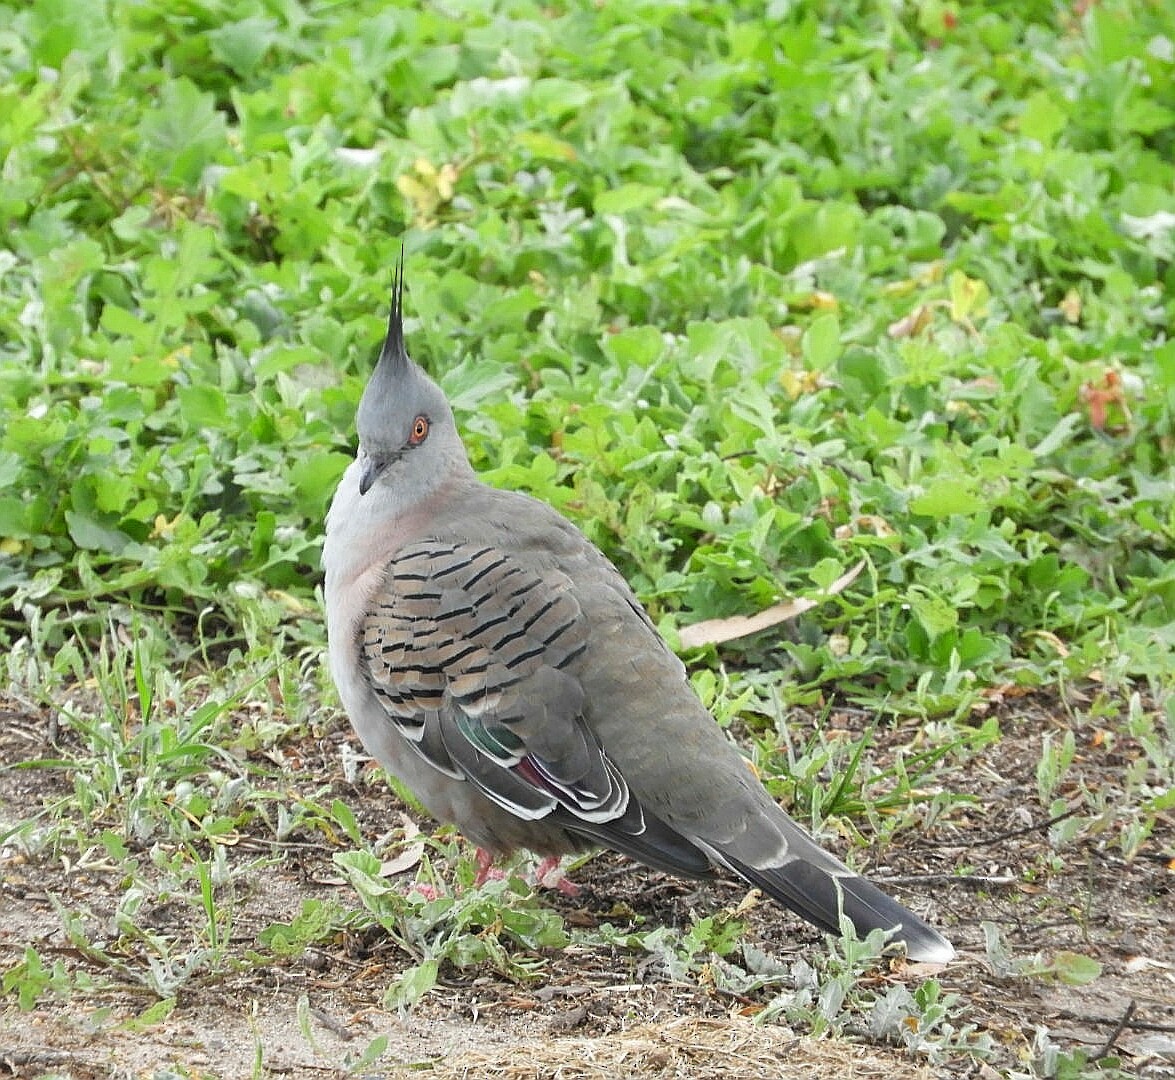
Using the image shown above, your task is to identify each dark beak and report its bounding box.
[358,454,382,496]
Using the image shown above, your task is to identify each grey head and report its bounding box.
[355,249,469,497]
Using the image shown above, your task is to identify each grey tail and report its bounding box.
[724,854,955,964]
[378,245,407,373]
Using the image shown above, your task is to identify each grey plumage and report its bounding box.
[323,255,955,964]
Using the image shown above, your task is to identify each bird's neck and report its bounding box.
[325,458,474,575]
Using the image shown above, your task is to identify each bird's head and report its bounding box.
[354,250,468,497]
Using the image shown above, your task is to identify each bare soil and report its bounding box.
[1,689,1173,1079]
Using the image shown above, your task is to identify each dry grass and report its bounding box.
[414,1016,933,1080]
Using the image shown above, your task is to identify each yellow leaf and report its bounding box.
[946,399,980,420]
[396,173,430,204]
[948,270,990,322]
[515,131,578,161]
[882,261,945,296]
[1059,288,1082,323]
[436,162,458,201]
[397,158,462,225]
[779,368,825,399]
[162,345,191,369]
[151,513,184,540]
[266,590,312,615]
[793,290,839,310]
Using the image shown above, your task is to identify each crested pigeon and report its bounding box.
[323,254,954,964]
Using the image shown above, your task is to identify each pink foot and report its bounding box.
[535,855,580,897]
[473,847,506,886]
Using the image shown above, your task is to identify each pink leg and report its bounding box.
[473,847,506,886]
[535,855,580,897]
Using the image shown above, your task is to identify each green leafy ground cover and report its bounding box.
[1,1,1173,1077]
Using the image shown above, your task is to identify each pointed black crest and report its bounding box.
[377,245,408,373]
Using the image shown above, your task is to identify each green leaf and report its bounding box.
[99,304,154,347]
[24,0,114,66]
[347,1034,389,1073]
[909,481,984,518]
[1018,92,1067,145]
[1030,414,1083,458]
[515,131,578,161]
[802,313,840,372]
[603,325,664,372]
[808,558,846,591]
[207,17,278,77]
[383,960,439,1010]
[290,452,353,514]
[253,345,321,380]
[124,997,178,1031]
[907,586,959,641]
[594,184,660,215]
[65,511,130,554]
[329,799,362,846]
[1049,951,1103,986]
[177,385,228,430]
[139,78,228,187]
[0,451,22,490]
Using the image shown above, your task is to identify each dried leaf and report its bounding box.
[380,843,425,877]
[1079,369,1133,434]
[379,813,425,876]
[827,633,850,657]
[1025,629,1070,657]
[678,561,865,649]
[1123,954,1170,973]
[887,304,933,339]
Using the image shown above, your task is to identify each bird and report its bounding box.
[322,252,955,964]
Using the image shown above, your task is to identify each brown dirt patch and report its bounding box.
[2,690,1173,1078]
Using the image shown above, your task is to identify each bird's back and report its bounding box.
[409,478,809,865]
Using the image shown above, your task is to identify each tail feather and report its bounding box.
[561,805,716,881]
[724,853,955,963]
[560,790,954,963]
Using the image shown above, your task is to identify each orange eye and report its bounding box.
[409,415,429,444]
